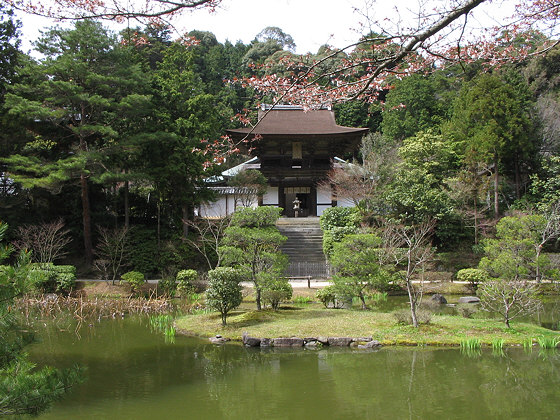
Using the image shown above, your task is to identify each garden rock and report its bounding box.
[260,338,272,347]
[328,337,353,347]
[334,297,353,309]
[242,333,261,347]
[358,340,382,349]
[431,294,447,304]
[272,337,304,347]
[209,335,229,344]
[458,296,480,304]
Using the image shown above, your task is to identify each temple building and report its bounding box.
[198,104,368,218]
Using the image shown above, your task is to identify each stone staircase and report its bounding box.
[276,217,330,278]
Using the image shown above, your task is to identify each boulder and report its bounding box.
[209,335,229,345]
[242,332,261,347]
[358,340,382,349]
[431,294,448,304]
[328,337,353,347]
[272,337,304,347]
[317,337,329,345]
[260,338,272,347]
[354,337,373,342]
[334,297,353,309]
[458,296,480,304]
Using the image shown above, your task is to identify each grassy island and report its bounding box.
[175,299,559,348]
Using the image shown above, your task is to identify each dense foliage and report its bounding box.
[1,8,560,292]
[0,222,83,416]
[219,207,287,310]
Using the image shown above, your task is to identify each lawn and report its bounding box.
[175,301,559,347]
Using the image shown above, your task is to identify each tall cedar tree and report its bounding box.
[3,21,144,264]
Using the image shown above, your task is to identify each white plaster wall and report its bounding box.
[263,186,279,205]
[316,186,331,204]
[338,197,355,208]
[317,205,332,216]
[199,196,228,218]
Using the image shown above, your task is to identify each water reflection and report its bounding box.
[29,317,560,420]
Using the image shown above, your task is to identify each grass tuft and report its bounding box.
[536,336,559,349]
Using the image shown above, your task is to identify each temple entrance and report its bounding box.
[280,186,316,217]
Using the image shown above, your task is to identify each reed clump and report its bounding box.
[536,336,559,349]
[17,293,175,325]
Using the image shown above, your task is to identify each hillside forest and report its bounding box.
[1,9,560,276]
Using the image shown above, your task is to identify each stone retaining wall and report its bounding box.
[209,333,382,349]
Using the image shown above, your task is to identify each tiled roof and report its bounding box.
[226,108,368,136]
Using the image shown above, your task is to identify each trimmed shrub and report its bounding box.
[456,268,489,291]
[393,308,432,325]
[206,267,243,325]
[316,285,339,308]
[30,263,76,294]
[319,207,360,231]
[261,275,292,310]
[230,206,283,228]
[121,271,145,296]
[53,265,76,294]
[176,269,198,296]
[158,275,177,297]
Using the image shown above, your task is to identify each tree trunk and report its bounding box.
[535,246,542,283]
[514,156,521,200]
[157,202,161,248]
[407,280,418,328]
[360,293,367,310]
[124,180,129,229]
[255,285,262,311]
[80,173,93,266]
[493,154,500,219]
[182,204,189,239]
[473,192,478,245]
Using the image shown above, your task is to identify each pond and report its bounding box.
[29,314,560,420]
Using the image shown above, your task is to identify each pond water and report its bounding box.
[29,314,560,420]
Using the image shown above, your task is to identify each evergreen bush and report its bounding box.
[176,269,198,295]
[319,207,360,259]
[456,268,489,291]
[30,263,76,294]
[316,286,338,308]
[260,274,292,310]
[206,267,243,325]
[121,271,145,296]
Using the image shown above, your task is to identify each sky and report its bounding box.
[17,0,369,55]
[15,0,516,56]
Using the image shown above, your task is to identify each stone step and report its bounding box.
[278,230,323,235]
[277,218,326,268]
